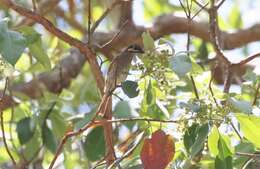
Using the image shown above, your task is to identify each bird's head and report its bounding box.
[126,44,144,54]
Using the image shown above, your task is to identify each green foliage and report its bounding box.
[170,52,192,77]
[114,101,132,118]
[1,1,260,168]
[228,98,252,113]
[142,32,155,51]
[42,124,58,154]
[236,114,260,148]
[23,128,42,160]
[16,117,36,145]
[143,0,182,21]
[0,19,27,65]
[20,26,51,70]
[215,136,233,169]
[228,4,242,29]
[83,126,106,161]
[145,80,156,105]
[197,41,208,61]
[208,125,220,157]
[122,80,139,98]
[184,123,210,158]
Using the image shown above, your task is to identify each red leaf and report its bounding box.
[141,129,175,169]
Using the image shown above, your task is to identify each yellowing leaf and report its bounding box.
[236,114,260,148]
[141,129,175,169]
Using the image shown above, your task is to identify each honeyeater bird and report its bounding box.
[96,44,144,117]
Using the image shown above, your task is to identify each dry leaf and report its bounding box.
[141,129,175,169]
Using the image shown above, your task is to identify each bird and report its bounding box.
[96,44,144,117]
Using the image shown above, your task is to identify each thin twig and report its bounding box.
[217,0,226,8]
[100,117,194,124]
[191,2,209,20]
[192,0,208,10]
[223,67,232,93]
[237,52,260,66]
[236,152,260,157]
[179,0,188,17]
[241,158,253,169]
[230,122,243,141]
[2,0,105,93]
[88,0,91,43]
[8,86,23,160]
[190,75,200,99]
[48,115,195,169]
[209,0,231,94]
[0,78,16,165]
[90,0,121,34]
[101,20,129,49]
[208,0,230,65]
[108,132,145,169]
[42,102,57,126]
[252,84,260,106]
[209,64,219,106]
[55,7,87,34]
[48,121,95,169]
[180,0,200,100]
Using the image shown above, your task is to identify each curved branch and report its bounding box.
[94,14,260,55]
[1,9,260,111]
[2,0,105,93]
[0,50,86,111]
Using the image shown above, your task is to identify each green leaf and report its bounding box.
[191,60,204,75]
[208,125,220,157]
[114,101,132,118]
[142,32,154,51]
[215,156,233,169]
[74,113,93,130]
[42,124,57,153]
[122,80,139,98]
[190,123,210,158]
[228,98,252,113]
[215,135,233,169]
[20,26,51,70]
[184,123,199,153]
[0,19,27,65]
[158,38,175,55]
[228,4,242,28]
[114,101,134,129]
[143,0,182,21]
[218,135,233,160]
[23,128,42,160]
[236,114,260,148]
[234,142,255,169]
[83,126,106,161]
[29,40,51,70]
[18,26,40,45]
[140,101,166,119]
[64,150,79,169]
[50,112,67,139]
[170,52,192,77]
[146,80,156,105]
[16,117,36,145]
[197,41,208,61]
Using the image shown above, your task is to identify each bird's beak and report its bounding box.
[127,48,145,54]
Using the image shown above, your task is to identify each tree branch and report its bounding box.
[2,0,105,93]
